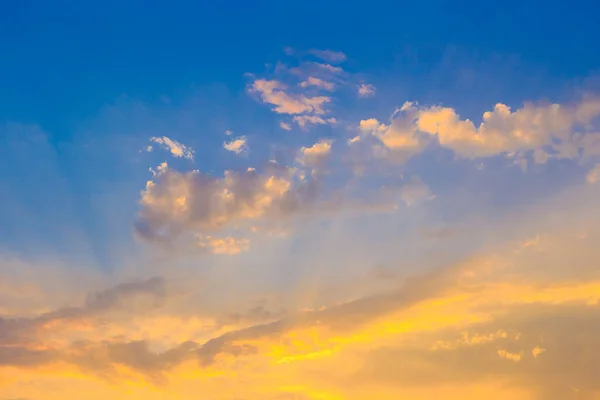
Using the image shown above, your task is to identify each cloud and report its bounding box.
[134,162,323,244]
[248,49,366,133]
[280,122,292,131]
[292,115,337,128]
[0,277,166,348]
[223,136,248,154]
[149,136,194,160]
[358,83,376,97]
[358,103,430,162]
[312,62,344,74]
[299,76,335,91]
[297,139,334,169]
[531,346,546,358]
[357,97,600,165]
[417,97,600,158]
[197,235,250,255]
[308,49,347,64]
[497,348,522,362]
[586,163,600,184]
[249,79,331,115]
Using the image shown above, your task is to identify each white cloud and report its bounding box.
[299,76,335,91]
[149,136,194,160]
[224,136,248,155]
[280,122,292,131]
[358,83,376,98]
[249,79,330,115]
[293,115,337,128]
[308,49,347,63]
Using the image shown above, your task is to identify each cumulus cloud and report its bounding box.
[297,139,334,169]
[358,102,431,163]
[249,79,331,115]
[358,83,376,97]
[357,97,600,164]
[223,136,248,154]
[149,136,194,160]
[134,162,322,244]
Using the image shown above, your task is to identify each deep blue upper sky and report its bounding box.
[1,0,599,135]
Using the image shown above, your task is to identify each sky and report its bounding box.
[2,1,600,399]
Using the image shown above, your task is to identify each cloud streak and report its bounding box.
[149,136,194,160]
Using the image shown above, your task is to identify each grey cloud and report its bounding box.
[225,303,287,325]
[0,346,57,367]
[0,277,166,348]
[134,163,329,244]
[84,276,166,312]
[78,339,197,384]
[0,252,562,385]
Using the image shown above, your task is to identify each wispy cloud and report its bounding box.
[308,49,348,64]
[299,76,336,91]
[249,79,331,115]
[292,115,337,128]
[149,136,194,160]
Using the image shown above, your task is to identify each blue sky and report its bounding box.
[2,0,599,130]
[2,3,600,399]
[1,1,599,269]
